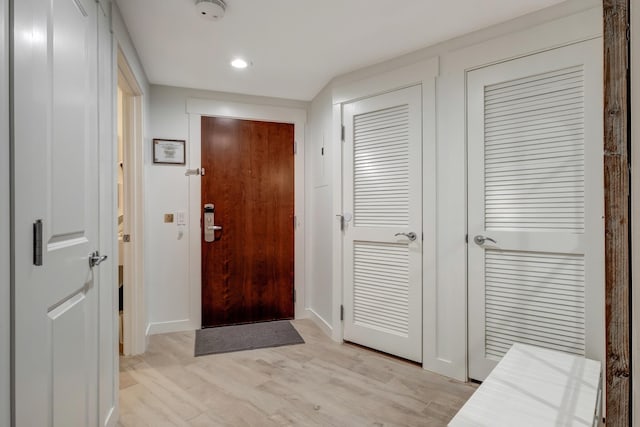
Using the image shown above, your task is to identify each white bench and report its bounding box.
[449,343,602,427]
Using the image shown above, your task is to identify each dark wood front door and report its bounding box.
[201,117,295,327]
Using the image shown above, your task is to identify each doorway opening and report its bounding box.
[116,47,146,355]
[117,84,125,354]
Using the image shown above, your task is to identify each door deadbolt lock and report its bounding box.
[204,204,222,242]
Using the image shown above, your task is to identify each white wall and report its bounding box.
[306,0,601,381]
[1,0,10,423]
[147,85,307,333]
[145,85,191,332]
[305,85,334,332]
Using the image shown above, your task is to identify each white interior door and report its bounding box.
[468,39,604,380]
[343,85,423,362]
[13,0,102,425]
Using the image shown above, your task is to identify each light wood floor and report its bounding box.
[117,319,476,427]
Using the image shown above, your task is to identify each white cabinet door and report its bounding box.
[467,39,604,380]
[13,0,101,425]
[343,85,423,362]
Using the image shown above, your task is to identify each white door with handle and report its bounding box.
[13,0,103,424]
[342,85,423,362]
[468,39,604,380]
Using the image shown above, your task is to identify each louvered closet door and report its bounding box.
[468,39,604,380]
[343,85,422,362]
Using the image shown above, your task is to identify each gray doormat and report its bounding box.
[195,320,305,356]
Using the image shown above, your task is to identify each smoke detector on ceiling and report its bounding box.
[196,0,226,21]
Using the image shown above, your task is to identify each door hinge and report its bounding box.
[123,234,131,242]
[293,289,296,303]
[294,141,297,154]
[341,125,345,141]
[465,234,468,243]
[321,147,324,156]
[200,167,206,176]
[340,305,344,321]
[293,215,297,229]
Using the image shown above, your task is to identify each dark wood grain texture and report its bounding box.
[201,117,295,327]
[603,0,631,425]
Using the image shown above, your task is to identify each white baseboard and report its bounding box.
[146,319,196,335]
[306,308,335,339]
[104,406,117,427]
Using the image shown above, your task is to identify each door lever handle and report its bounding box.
[395,232,417,241]
[89,251,108,268]
[473,235,497,245]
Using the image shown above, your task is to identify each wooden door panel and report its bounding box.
[201,117,294,327]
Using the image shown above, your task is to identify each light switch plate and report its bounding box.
[176,211,186,226]
[164,213,174,223]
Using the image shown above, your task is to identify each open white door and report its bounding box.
[13,0,103,425]
[468,39,604,380]
[342,85,423,362]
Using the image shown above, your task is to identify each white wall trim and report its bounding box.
[97,3,118,426]
[180,98,306,332]
[103,406,116,427]
[332,58,439,105]
[1,0,10,423]
[330,104,342,342]
[117,48,147,356]
[146,319,194,336]
[111,2,151,353]
[305,308,333,338]
[330,57,440,363]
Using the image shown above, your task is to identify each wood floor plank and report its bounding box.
[119,319,475,427]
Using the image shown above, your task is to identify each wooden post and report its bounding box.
[603,0,631,425]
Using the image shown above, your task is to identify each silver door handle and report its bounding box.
[89,251,108,268]
[207,225,222,231]
[473,235,497,245]
[395,232,417,241]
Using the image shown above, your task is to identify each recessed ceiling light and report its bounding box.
[231,58,249,69]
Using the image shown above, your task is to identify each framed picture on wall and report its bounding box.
[153,139,186,165]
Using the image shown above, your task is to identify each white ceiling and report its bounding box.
[116,0,567,101]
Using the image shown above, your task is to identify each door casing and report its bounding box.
[331,58,439,365]
[1,0,9,423]
[186,98,307,331]
[341,85,424,362]
[466,39,604,381]
[116,47,146,355]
